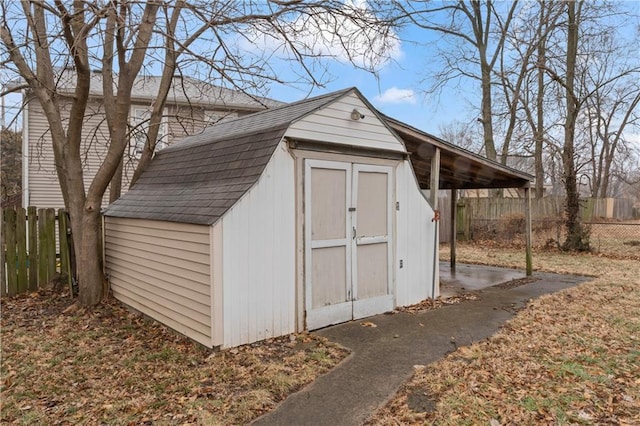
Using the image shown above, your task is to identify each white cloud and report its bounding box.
[238,1,402,71]
[374,87,417,105]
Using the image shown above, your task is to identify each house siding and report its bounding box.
[395,160,437,305]
[219,142,296,348]
[286,92,406,153]
[27,99,112,208]
[25,98,254,209]
[104,217,212,347]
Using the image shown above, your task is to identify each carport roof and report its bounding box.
[383,115,533,190]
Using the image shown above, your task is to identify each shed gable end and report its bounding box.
[286,92,406,153]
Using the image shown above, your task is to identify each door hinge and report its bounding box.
[399,259,403,268]
[396,201,400,211]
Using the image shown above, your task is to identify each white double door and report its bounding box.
[305,159,394,330]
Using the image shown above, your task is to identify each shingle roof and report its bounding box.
[104,88,354,225]
[10,69,284,110]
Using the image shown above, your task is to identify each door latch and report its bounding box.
[352,226,356,240]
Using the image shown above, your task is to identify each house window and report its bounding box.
[130,107,169,157]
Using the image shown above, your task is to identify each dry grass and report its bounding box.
[469,219,640,260]
[0,291,348,425]
[373,243,640,425]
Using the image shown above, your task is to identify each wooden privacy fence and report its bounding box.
[1,207,73,297]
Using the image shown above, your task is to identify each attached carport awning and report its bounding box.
[384,115,532,190]
[382,115,534,279]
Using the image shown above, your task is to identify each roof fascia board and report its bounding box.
[286,137,409,161]
[387,117,533,182]
[39,90,266,111]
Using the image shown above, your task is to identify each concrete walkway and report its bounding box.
[253,265,589,426]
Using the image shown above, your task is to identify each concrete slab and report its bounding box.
[252,269,590,426]
[440,262,525,298]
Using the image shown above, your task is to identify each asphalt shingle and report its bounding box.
[104,88,354,225]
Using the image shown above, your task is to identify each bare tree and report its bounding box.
[497,0,564,198]
[560,0,586,250]
[396,0,518,163]
[584,73,640,198]
[1,0,397,306]
[437,119,482,153]
[532,0,639,249]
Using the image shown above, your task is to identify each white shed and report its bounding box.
[103,88,437,349]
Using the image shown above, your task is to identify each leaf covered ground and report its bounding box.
[0,291,348,425]
[373,244,640,425]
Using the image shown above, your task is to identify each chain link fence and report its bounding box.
[468,216,640,259]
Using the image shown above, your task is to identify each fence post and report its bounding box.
[58,209,73,295]
[524,187,533,276]
[28,207,38,291]
[456,201,467,240]
[45,209,56,281]
[4,208,17,296]
[450,189,457,270]
[38,208,48,287]
[16,207,28,293]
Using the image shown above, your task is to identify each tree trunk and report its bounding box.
[481,62,497,162]
[562,0,589,252]
[534,19,546,199]
[109,159,124,203]
[77,208,104,306]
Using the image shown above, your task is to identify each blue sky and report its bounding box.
[264,24,469,136]
[1,9,463,136]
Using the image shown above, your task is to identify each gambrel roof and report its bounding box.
[104,88,354,225]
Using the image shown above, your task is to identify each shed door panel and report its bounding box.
[352,166,394,320]
[305,161,352,330]
[305,160,393,330]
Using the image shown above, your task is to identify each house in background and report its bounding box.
[18,69,283,209]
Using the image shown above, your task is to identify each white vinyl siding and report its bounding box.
[104,217,213,347]
[286,92,406,153]
[219,142,296,348]
[25,99,239,209]
[395,161,437,305]
[27,99,112,209]
[130,107,169,154]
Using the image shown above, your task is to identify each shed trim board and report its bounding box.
[210,222,223,348]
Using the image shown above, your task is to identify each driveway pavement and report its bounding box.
[253,265,590,426]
